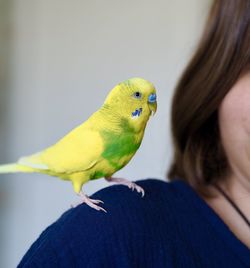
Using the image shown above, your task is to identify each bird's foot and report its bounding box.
[105,177,145,197]
[71,191,107,213]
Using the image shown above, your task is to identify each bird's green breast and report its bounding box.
[100,118,142,170]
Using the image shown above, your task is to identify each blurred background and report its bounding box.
[0,0,211,267]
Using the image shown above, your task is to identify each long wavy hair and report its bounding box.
[167,0,250,194]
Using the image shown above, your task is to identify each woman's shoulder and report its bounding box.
[32,178,188,231]
[22,178,188,239]
[54,178,191,234]
[18,178,195,267]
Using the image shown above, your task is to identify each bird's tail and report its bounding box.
[0,163,22,174]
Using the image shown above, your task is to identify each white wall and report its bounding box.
[0,0,211,267]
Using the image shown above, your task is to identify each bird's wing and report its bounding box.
[18,127,104,174]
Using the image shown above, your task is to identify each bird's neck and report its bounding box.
[97,104,150,134]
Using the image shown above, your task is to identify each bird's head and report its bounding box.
[103,78,157,127]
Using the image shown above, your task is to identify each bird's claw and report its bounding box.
[89,198,104,204]
[105,177,145,197]
[71,192,107,213]
[92,205,107,213]
[128,182,145,197]
[82,196,107,212]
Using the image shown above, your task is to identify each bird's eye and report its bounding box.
[133,91,142,99]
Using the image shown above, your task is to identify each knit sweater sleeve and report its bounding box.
[18,178,250,268]
[18,179,180,268]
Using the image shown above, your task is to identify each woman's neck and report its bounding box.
[201,174,250,249]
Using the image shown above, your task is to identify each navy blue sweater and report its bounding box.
[18,179,250,267]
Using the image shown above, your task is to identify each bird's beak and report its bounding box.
[148,93,157,115]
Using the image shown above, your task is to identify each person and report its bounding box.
[18,0,250,267]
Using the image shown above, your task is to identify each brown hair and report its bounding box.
[167,0,250,193]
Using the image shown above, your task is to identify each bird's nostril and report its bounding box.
[148,94,156,103]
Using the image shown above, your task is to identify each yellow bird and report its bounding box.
[0,78,157,212]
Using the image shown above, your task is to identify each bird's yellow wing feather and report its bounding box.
[18,126,104,174]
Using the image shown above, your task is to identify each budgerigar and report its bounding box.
[0,78,157,212]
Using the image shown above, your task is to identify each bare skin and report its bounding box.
[201,72,250,248]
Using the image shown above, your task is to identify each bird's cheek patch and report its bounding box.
[132,108,143,119]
